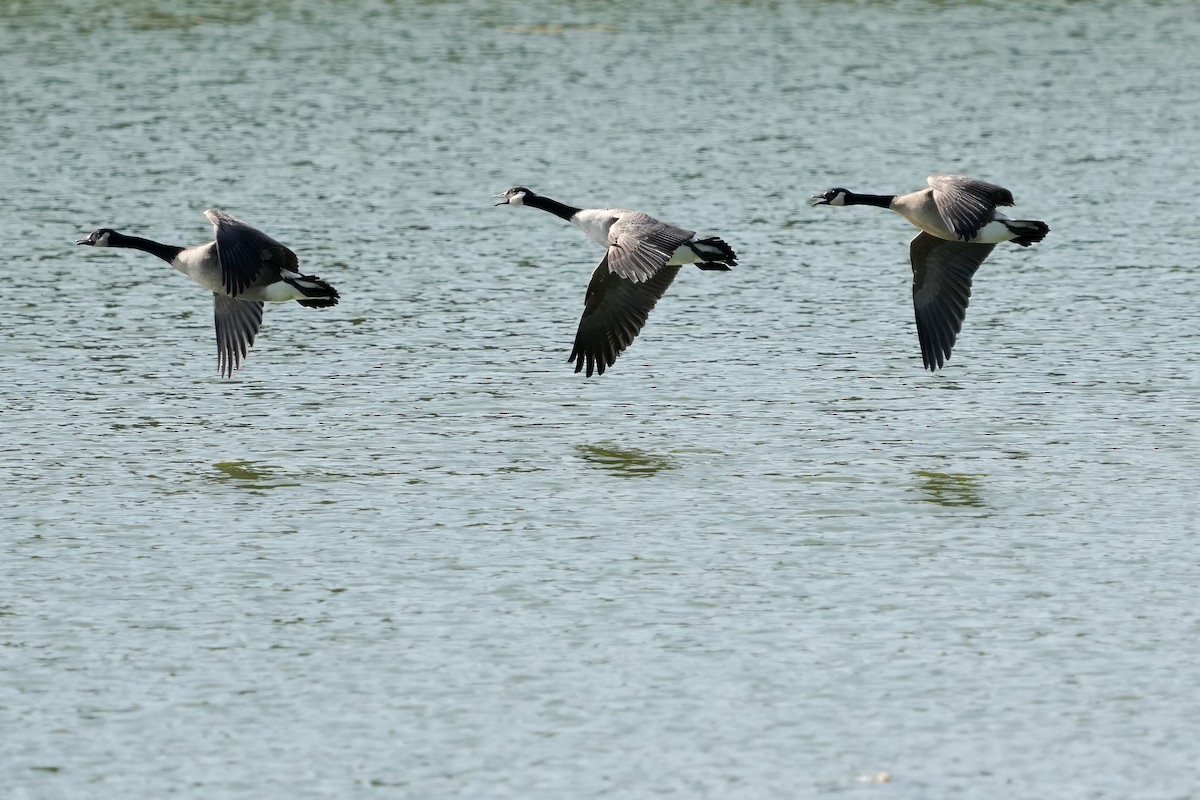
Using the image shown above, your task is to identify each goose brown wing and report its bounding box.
[606,212,694,283]
[927,175,1015,241]
[569,253,682,377]
[910,232,996,370]
[213,293,264,378]
[205,208,298,297]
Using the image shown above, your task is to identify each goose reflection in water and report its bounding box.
[575,444,676,478]
[912,470,987,509]
[211,460,298,491]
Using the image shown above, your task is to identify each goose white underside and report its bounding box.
[971,215,1021,244]
[243,273,313,303]
[905,213,1022,245]
[172,249,311,302]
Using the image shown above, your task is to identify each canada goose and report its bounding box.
[494,187,737,376]
[76,209,339,378]
[810,175,1049,370]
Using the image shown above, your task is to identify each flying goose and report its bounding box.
[810,175,1049,370]
[494,187,737,376]
[76,209,339,377]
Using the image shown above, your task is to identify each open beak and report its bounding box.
[808,195,827,207]
[493,193,509,207]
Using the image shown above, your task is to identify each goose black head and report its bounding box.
[809,188,850,207]
[493,187,533,206]
[76,228,119,246]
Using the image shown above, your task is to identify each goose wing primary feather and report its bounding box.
[910,232,996,370]
[606,212,695,283]
[213,293,264,378]
[927,175,1015,242]
[569,254,682,377]
[205,208,298,297]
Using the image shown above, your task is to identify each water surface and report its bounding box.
[2,1,1199,798]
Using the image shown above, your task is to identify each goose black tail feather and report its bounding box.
[688,236,738,268]
[1009,220,1050,248]
[287,275,340,308]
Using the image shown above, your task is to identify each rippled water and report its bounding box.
[3,1,1199,797]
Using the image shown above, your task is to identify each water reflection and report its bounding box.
[496,23,618,34]
[211,460,298,491]
[130,12,210,31]
[912,470,986,509]
[575,443,676,478]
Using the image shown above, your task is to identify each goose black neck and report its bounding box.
[844,192,895,209]
[526,194,581,221]
[110,232,185,263]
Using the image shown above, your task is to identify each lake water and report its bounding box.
[2,0,1199,797]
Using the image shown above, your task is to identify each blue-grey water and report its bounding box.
[3,1,1199,797]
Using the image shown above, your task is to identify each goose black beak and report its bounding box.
[493,194,510,207]
[808,195,828,206]
[75,238,93,245]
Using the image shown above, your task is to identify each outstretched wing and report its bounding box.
[213,293,264,378]
[606,211,694,283]
[910,232,996,371]
[205,208,298,297]
[927,175,1015,242]
[569,253,682,377]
